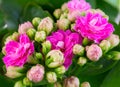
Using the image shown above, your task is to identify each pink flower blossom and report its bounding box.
[18,21,33,34]
[3,34,34,67]
[27,64,44,83]
[47,30,83,69]
[67,0,91,12]
[75,12,114,43]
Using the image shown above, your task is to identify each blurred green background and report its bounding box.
[0,0,120,87]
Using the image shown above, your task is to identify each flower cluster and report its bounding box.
[2,0,120,87]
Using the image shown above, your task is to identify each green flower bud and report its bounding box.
[106,51,120,60]
[60,12,68,19]
[77,57,87,66]
[32,17,41,27]
[11,32,19,41]
[57,18,70,30]
[99,40,111,53]
[35,31,46,42]
[2,46,6,55]
[71,23,75,31]
[27,55,39,64]
[14,81,25,87]
[5,36,13,44]
[54,82,62,87]
[61,3,68,12]
[46,50,64,68]
[23,77,31,86]
[27,28,36,40]
[83,37,91,46]
[55,66,66,74]
[38,17,54,35]
[46,72,57,83]
[106,34,120,48]
[73,44,85,56]
[42,40,51,55]
[5,66,24,79]
[35,52,43,60]
[81,82,91,87]
[53,9,62,19]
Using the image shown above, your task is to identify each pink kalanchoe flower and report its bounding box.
[47,30,83,69]
[67,0,91,12]
[27,64,44,83]
[18,21,33,34]
[75,12,114,43]
[3,34,34,67]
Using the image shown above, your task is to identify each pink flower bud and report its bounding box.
[18,21,33,34]
[86,44,102,61]
[27,64,44,83]
[64,76,80,87]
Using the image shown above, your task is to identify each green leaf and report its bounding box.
[101,61,120,87]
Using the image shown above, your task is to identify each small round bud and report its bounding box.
[35,31,46,42]
[2,46,6,55]
[35,52,43,60]
[83,37,91,46]
[53,9,62,19]
[99,40,111,53]
[61,3,68,12]
[57,18,70,30]
[68,10,81,22]
[54,82,62,87]
[55,66,66,74]
[14,81,24,87]
[42,40,51,55]
[38,17,54,35]
[46,50,64,68]
[81,82,91,87]
[63,76,80,87]
[18,21,33,34]
[106,34,120,48]
[77,57,87,66]
[11,32,19,41]
[60,12,68,19]
[5,36,13,44]
[46,72,57,83]
[32,17,41,27]
[27,55,38,64]
[106,51,120,60]
[27,64,44,83]
[86,44,102,61]
[5,66,24,79]
[26,28,36,40]
[71,23,75,31]
[73,44,85,56]
[23,77,31,86]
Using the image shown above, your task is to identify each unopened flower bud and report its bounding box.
[27,55,38,64]
[60,12,68,19]
[5,36,13,44]
[99,40,111,53]
[35,31,46,42]
[71,23,75,31]
[106,51,120,60]
[23,77,31,86]
[46,72,57,83]
[11,32,19,41]
[38,17,54,35]
[73,44,85,56]
[57,18,70,30]
[27,28,36,40]
[2,46,6,55]
[5,66,24,79]
[27,64,44,83]
[106,34,120,48]
[55,66,66,74]
[46,50,64,68]
[32,17,41,27]
[18,21,33,34]
[53,9,62,19]
[54,82,62,87]
[77,57,87,66]
[35,52,43,60]
[68,10,81,22]
[63,76,80,87]
[81,82,91,87]
[14,81,24,87]
[87,44,102,61]
[42,40,51,55]
[83,37,91,46]
[61,3,68,12]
